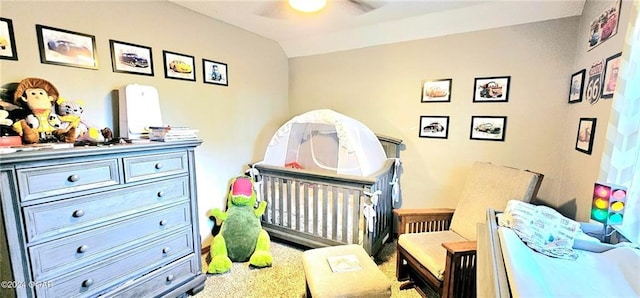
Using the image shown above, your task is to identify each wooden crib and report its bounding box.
[252,135,402,256]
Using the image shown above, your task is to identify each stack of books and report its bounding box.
[149,126,199,142]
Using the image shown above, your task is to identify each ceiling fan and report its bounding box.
[259,0,382,19]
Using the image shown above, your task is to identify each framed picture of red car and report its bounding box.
[110,40,154,76]
[601,52,622,99]
[163,50,195,81]
[202,59,228,86]
[36,24,98,69]
[1,18,18,60]
[575,118,597,155]
[473,76,510,103]
[419,116,449,139]
[470,116,507,141]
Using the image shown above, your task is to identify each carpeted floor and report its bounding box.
[193,240,433,298]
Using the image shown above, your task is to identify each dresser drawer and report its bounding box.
[29,203,191,280]
[36,228,194,298]
[23,177,189,243]
[16,159,120,201]
[107,256,198,298]
[123,152,188,183]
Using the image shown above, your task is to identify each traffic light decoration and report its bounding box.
[591,182,627,225]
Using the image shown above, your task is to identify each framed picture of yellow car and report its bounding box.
[163,50,195,81]
[1,18,18,60]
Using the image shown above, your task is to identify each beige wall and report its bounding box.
[290,17,579,211]
[0,1,290,240]
[560,0,633,221]
[290,0,631,222]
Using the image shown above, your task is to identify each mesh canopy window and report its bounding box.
[263,109,387,176]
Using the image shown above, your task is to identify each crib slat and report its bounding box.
[342,188,349,243]
[313,183,319,236]
[322,184,328,238]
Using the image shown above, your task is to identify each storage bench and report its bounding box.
[302,244,391,297]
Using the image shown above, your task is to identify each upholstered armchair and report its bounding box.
[394,162,543,298]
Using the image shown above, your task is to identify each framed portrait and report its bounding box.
[109,40,154,76]
[473,76,510,102]
[421,79,452,103]
[203,59,228,86]
[163,50,195,81]
[0,18,18,60]
[470,116,507,141]
[36,24,98,69]
[587,0,621,51]
[419,116,449,139]
[568,69,586,104]
[575,118,597,155]
[601,52,622,99]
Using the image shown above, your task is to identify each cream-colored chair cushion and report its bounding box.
[449,162,541,241]
[398,231,467,281]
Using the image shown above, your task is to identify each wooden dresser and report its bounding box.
[0,141,206,297]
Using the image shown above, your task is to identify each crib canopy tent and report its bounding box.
[263,109,387,176]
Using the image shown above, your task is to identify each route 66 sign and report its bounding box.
[586,60,604,104]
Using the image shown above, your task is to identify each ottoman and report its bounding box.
[302,244,391,298]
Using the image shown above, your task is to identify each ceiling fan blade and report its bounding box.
[347,0,378,13]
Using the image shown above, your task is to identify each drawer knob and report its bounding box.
[157,191,165,198]
[82,279,94,287]
[68,174,80,182]
[155,163,163,170]
[162,247,171,254]
[159,219,168,226]
[72,209,85,218]
[77,245,89,253]
[166,274,174,282]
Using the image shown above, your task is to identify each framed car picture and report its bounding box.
[163,50,195,81]
[419,116,449,139]
[203,59,228,86]
[0,18,18,60]
[421,79,452,103]
[601,52,622,99]
[473,76,510,103]
[470,116,507,141]
[36,24,98,69]
[575,118,597,155]
[587,0,621,51]
[568,69,586,104]
[110,40,154,76]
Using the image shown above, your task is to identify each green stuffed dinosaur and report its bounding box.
[208,176,273,274]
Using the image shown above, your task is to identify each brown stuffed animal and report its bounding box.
[11,78,75,144]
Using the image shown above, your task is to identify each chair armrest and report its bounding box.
[442,241,477,254]
[394,208,455,234]
[442,241,477,298]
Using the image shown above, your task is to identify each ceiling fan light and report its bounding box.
[288,0,327,13]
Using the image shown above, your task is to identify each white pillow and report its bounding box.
[498,200,580,259]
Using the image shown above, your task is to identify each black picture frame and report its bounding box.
[203,59,228,86]
[601,52,622,99]
[0,18,18,60]
[36,24,98,69]
[575,118,597,155]
[470,116,507,141]
[419,116,449,139]
[421,78,452,103]
[569,69,586,104]
[473,76,510,103]
[110,40,154,76]
[163,50,195,81]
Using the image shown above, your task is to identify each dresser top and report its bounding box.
[0,140,203,164]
